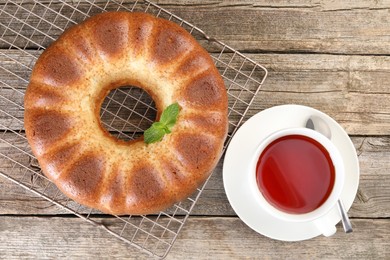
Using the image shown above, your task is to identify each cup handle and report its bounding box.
[313,216,337,237]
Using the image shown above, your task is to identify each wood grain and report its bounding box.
[248,54,390,135]
[1,51,390,135]
[1,133,389,218]
[0,216,388,259]
[170,217,390,259]
[1,1,390,54]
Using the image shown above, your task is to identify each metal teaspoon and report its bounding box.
[306,116,353,233]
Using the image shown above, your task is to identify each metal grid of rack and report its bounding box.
[0,0,267,258]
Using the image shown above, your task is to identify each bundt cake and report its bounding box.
[24,12,228,215]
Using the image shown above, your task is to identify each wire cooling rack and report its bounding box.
[0,0,267,258]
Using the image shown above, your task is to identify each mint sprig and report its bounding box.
[144,102,180,144]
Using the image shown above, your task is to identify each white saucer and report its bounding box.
[223,105,360,241]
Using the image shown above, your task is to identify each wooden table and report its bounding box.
[1,0,389,259]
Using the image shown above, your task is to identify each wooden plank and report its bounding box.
[0,215,160,259]
[170,218,390,259]
[0,216,388,259]
[247,53,390,135]
[195,136,390,218]
[1,1,390,54]
[5,0,390,8]
[1,50,390,134]
[1,133,389,218]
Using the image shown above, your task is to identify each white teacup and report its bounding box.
[250,128,345,237]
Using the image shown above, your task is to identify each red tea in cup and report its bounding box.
[256,134,335,214]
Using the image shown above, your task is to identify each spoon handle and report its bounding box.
[337,199,353,233]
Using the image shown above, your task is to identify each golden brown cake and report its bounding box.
[24,12,228,215]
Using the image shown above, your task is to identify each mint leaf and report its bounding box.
[144,125,165,144]
[144,102,180,144]
[160,103,180,131]
[152,122,165,130]
[152,121,170,134]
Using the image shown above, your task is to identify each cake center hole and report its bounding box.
[100,86,157,142]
